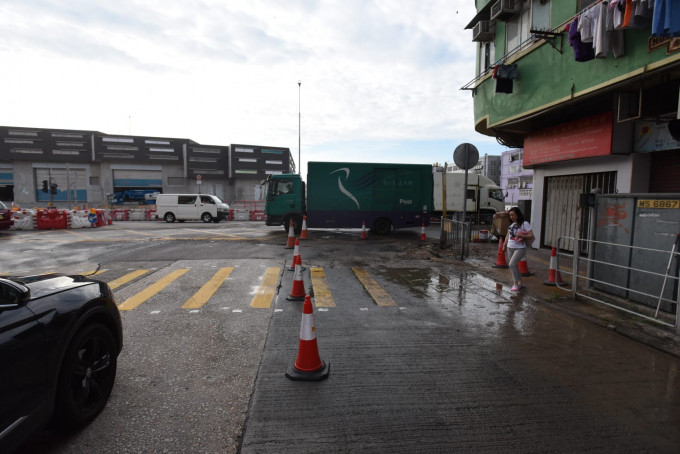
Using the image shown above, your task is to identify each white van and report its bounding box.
[155,194,230,223]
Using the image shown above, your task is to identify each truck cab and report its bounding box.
[263,174,305,232]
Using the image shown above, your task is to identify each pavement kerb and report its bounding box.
[431,240,680,359]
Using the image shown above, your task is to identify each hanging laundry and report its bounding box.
[612,0,626,29]
[493,63,517,94]
[624,0,653,29]
[568,18,595,62]
[596,2,610,58]
[578,7,598,42]
[607,2,626,57]
[652,0,680,37]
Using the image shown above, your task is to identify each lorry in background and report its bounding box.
[263,162,433,235]
[432,173,505,224]
[112,189,159,204]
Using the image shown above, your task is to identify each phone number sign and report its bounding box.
[637,199,680,209]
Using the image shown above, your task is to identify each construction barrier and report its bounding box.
[145,207,157,221]
[35,209,69,230]
[129,209,146,221]
[70,210,92,228]
[233,209,250,221]
[10,210,36,230]
[110,209,130,221]
[250,210,265,221]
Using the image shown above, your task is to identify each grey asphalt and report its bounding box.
[238,238,680,453]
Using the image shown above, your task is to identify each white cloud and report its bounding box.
[0,0,504,175]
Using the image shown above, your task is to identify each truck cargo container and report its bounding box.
[264,162,433,235]
[433,173,505,223]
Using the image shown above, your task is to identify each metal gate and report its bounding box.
[543,172,617,252]
[543,175,583,251]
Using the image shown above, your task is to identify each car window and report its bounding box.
[200,196,214,204]
[0,201,7,210]
[178,196,197,204]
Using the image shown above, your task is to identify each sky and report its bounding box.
[0,0,506,176]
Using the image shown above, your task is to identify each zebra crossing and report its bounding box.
[81,260,432,313]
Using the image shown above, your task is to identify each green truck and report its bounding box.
[263,161,433,235]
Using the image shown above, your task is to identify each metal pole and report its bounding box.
[441,163,447,219]
[66,163,72,210]
[298,80,301,175]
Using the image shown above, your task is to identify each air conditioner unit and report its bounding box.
[491,0,520,22]
[472,21,495,42]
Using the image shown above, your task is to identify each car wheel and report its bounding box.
[164,213,175,223]
[201,213,213,223]
[373,218,392,235]
[53,323,118,430]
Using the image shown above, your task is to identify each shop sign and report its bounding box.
[524,112,613,166]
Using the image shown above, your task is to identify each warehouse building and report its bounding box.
[0,126,293,207]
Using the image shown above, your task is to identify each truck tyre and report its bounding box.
[373,218,392,235]
[164,213,176,223]
[201,212,213,223]
[480,211,494,225]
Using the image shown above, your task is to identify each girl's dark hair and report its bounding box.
[509,206,525,225]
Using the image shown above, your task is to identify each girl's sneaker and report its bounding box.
[510,285,520,292]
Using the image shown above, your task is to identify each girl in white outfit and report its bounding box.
[503,207,534,292]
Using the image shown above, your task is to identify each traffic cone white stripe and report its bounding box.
[299,313,316,341]
[286,294,330,380]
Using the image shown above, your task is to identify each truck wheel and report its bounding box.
[373,218,392,235]
[201,213,213,223]
[164,213,175,223]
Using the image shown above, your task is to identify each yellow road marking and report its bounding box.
[115,228,156,237]
[182,267,234,309]
[250,267,281,308]
[352,267,397,307]
[118,268,189,311]
[63,229,92,239]
[108,269,150,290]
[79,269,108,276]
[310,267,335,307]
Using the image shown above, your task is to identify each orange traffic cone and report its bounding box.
[284,219,296,249]
[492,237,509,268]
[519,258,534,277]
[288,238,301,271]
[544,246,566,286]
[286,254,306,301]
[300,215,309,239]
[286,295,330,381]
[360,221,368,240]
[420,222,427,241]
[287,239,306,271]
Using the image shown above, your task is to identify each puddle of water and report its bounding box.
[374,267,538,337]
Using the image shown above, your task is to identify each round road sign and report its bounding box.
[453,143,479,170]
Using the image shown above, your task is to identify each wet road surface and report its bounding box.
[4,223,679,452]
[242,266,680,453]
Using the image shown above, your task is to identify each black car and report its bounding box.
[0,274,123,453]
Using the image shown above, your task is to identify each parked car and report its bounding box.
[155,193,230,223]
[0,274,123,453]
[0,201,13,230]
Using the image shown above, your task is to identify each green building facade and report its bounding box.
[465,0,680,250]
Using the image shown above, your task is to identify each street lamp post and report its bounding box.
[298,80,301,174]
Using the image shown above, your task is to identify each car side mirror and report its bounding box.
[0,279,31,309]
